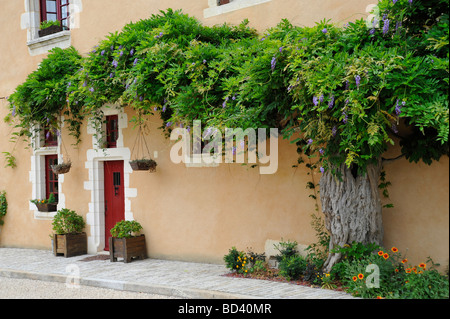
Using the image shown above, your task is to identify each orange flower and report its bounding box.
[376,296,383,299]
[391,247,398,253]
[402,259,408,264]
[395,269,399,272]
[419,263,426,269]
[378,251,384,256]
[405,268,412,273]
[352,276,357,282]
[383,253,389,259]
[358,273,364,280]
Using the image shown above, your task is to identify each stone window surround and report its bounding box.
[84,105,137,254]
[22,0,82,56]
[204,0,272,18]
[29,120,66,220]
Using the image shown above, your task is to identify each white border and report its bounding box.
[84,105,137,253]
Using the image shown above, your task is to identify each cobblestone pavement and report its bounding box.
[0,248,355,299]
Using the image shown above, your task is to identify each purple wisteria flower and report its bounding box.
[342,111,348,123]
[112,60,119,68]
[120,51,124,57]
[319,95,324,103]
[271,56,277,71]
[89,87,95,92]
[203,59,207,64]
[394,99,402,115]
[332,126,337,136]
[130,49,134,56]
[313,96,319,106]
[279,47,283,53]
[109,72,114,78]
[408,0,413,4]
[11,104,16,117]
[307,138,313,145]
[322,28,328,34]
[166,121,172,127]
[393,0,398,4]
[319,148,324,155]
[355,75,361,88]
[320,167,325,173]
[82,81,87,87]
[383,18,390,35]
[133,58,138,66]
[328,95,335,109]
[101,50,105,56]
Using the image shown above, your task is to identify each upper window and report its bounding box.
[45,154,59,202]
[204,0,272,18]
[106,115,119,148]
[40,0,70,30]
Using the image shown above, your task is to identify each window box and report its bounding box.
[34,202,57,212]
[38,24,63,37]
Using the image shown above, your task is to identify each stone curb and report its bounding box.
[0,268,259,299]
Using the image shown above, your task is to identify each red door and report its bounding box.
[104,160,124,251]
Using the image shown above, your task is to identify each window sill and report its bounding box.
[32,209,58,220]
[27,30,71,56]
[204,0,272,18]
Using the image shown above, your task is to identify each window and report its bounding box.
[43,127,58,147]
[40,0,70,30]
[204,0,272,18]
[45,155,59,202]
[106,115,119,148]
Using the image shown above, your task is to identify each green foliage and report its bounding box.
[278,255,307,281]
[30,192,57,205]
[110,220,143,238]
[40,20,61,30]
[402,266,449,299]
[223,246,248,274]
[6,46,84,152]
[6,2,449,174]
[273,239,298,262]
[52,208,85,235]
[0,191,7,226]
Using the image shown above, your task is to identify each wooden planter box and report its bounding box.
[39,25,63,37]
[53,232,87,258]
[109,235,147,263]
[35,202,57,212]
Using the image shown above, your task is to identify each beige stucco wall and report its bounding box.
[0,0,448,271]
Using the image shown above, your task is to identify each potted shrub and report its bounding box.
[109,220,147,263]
[51,208,87,258]
[30,193,57,212]
[38,20,63,37]
[129,158,157,172]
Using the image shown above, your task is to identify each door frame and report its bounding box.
[84,106,138,254]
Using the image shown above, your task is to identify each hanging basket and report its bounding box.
[129,159,157,172]
[51,161,72,174]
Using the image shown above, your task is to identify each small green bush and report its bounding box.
[40,20,61,30]
[0,191,7,226]
[52,208,85,235]
[224,246,248,274]
[274,239,298,262]
[278,255,307,281]
[110,220,143,238]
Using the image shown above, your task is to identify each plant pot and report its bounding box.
[109,235,147,263]
[35,202,57,212]
[51,162,71,174]
[129,159,157,172]
[38,25,63,37]
[53,232,87,258]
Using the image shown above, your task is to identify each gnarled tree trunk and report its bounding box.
[320,159,384,273]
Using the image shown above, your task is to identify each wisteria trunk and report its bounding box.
[320,159,384,273]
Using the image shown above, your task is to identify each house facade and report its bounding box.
[0,0,448,269]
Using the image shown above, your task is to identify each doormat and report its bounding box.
[79,254,110,262]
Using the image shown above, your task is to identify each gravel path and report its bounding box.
[0,276,176,299]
